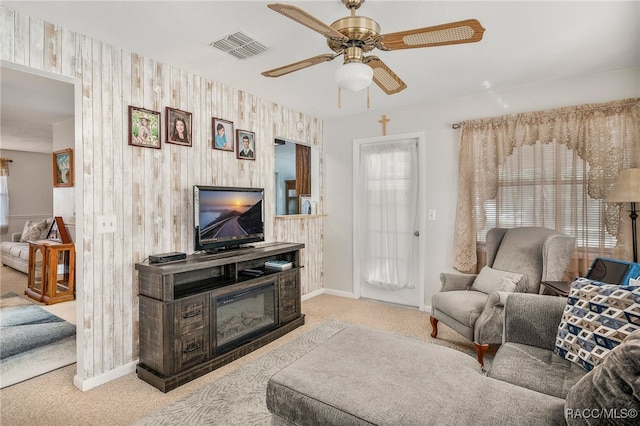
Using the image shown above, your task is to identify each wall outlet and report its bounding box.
[97,215,117,234]
[428,209,437,221]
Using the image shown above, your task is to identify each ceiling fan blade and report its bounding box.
[262,54,338,78]
[379,19,485,50]
[268,3,348,42]
[364,57,407,95]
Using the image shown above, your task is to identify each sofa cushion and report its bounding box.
[9,244,30,261]
[488,342,586,399]
[471,265,527,294]
[19,219,48,243]
[564,329,640,425]
[554,278,640,371]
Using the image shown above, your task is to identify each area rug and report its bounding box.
[136,319,493,426]
[0,293,76,389]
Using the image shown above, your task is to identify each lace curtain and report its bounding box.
[453,98,640,273]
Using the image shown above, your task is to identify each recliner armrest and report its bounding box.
[439,272,477,292]
[503,293,567,350]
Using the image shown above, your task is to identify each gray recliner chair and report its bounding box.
[430,227,575,366]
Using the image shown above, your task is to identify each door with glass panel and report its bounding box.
[353,133,423,308]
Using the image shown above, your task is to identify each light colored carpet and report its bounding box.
[0,294,492,425]
[0,293,77,389]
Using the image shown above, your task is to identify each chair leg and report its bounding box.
[429,316,438,338]
[474,342,489,367]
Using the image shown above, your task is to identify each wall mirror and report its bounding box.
[274,138,319,216]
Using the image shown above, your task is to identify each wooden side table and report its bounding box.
[541,281,571,297]
[26,240,75,305]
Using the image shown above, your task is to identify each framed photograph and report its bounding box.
[128,106,161,149]
[165,107,192,147]
[52,148,73,187]
[236,130,256,160]
[46,216,72,244]
[212,117,234,151]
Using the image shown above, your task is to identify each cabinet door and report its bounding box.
[173,295,209,371]
[279,270,300,323]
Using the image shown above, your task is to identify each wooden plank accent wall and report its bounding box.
[0,6,324,384]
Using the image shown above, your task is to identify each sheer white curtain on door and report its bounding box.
[357,139,418,290]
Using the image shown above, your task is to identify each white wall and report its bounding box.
[324,67,640,309]
[0,149,53,241]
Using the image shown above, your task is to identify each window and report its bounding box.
[453,98,638,275]
[479,140,616,250]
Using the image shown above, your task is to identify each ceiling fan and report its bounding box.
[262,0,485,95]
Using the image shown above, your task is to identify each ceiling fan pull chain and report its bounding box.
[367,86,370,109]
[338,87,342,108]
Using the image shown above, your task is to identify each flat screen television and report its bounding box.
[193,185,264,252]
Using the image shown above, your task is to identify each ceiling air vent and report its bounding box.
[209,31,270,59]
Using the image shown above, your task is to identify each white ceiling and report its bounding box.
[1,0,639,145]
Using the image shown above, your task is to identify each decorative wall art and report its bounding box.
[212,117,234,151]
[52,148,73,187]
[166,107,192,147]
[129,106,161,149]
[236,130,256,160]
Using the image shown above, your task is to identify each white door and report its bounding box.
[353,133,424,308]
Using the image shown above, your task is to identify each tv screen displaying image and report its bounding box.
[194,185,264,252]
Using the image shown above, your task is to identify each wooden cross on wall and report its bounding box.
[378,115,390,136]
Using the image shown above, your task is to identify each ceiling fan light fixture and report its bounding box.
[335,62,373,92]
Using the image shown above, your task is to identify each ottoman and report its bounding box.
[266,326,565,425]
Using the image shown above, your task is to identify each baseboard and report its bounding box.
[73,360,138,391]
[322,288,356,299]
[301,288,324,300]
[302,288,356,300]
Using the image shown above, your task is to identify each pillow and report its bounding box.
[471,266,527,294]
[554,278,640,372]
[19,219,48,243]
[39,218,54,240]
[564,329,640,425]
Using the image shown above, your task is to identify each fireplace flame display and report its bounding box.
[215,282,276,351]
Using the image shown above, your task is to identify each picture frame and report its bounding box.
[300,195,312,214]
[165,107,192,147]
[212,117,234,151]
[236,130,256,160]
[52,148,73,187]
[46,216,72,244]
[128,106,161,149]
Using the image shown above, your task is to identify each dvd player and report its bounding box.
[149,252,187,264]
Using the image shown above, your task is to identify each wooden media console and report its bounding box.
[135,242,305,392]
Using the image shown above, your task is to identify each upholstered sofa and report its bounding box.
[267,290,640,425]
[1,218,52,274]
